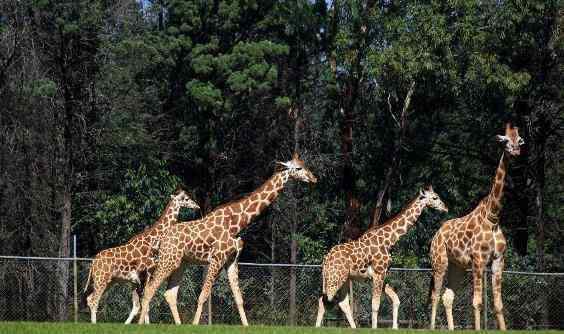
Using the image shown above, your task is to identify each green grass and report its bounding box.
[0,322,562,334]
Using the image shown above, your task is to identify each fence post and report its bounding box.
[483,270,488,330]
[73,235,78,323]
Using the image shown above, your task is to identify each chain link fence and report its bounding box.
[0,256,562,329]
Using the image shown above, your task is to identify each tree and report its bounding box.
[30,0,104,319]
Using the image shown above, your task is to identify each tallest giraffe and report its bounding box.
[137,153,317,325]
[429,123,524,330]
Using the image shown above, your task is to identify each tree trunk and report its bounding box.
[289,212,298,325]
[57,58,74,320]
[341,89,362,240]
[535,141,546,272]
[288,108,301,326]
[371,81,415,227]
[57,187,72,320]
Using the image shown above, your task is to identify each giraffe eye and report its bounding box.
[518,137,525,145]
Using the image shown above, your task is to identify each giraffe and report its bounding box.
[429,123,524,330]
[316,185,448,329]
[137,153,317,325]
[84,187,200,324]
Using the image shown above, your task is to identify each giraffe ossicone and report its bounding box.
[316,185,448,329]
[137,153,317,326]
[84,187,199,324]
[429,123,524,331]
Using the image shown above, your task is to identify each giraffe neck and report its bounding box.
[228,170,291,237]
[387,197,425,245]
[152,199,181,231]
[362,197,425,246]
[486,152,509,224]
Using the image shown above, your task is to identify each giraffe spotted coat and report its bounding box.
[84,188,199,324]
[316,186,448,329]
[429,123,524,331]
[137,153,317,326]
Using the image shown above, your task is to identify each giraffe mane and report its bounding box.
[210,172,280,212]
[366,197,419,233]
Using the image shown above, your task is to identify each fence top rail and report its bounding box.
[0,255,92,261]
[0,255,563,276]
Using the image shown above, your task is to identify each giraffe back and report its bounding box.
[431,199,506,268]
[92,237,157,281]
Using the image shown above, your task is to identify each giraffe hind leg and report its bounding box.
[124,271,147,324]
[384,283,400,329]
[444,264,465,330]
[164,264,186,325]
[193,257,225,325]
[227,258,249,326]
[442,288,455,330]
[337,288,356,329]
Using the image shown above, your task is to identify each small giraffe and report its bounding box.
[429,123,524,330]
[137,153,317,325]
[316,186,448,329]
[84,187,200,324]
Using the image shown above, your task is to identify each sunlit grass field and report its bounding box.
[1,322,562,334]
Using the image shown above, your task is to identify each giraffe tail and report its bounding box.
[427,275,434,305]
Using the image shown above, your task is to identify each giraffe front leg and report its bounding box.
[491,257,506,330]
[337,286,356,329]
[430,259,447,329]
[384,283,400,329]
[315,296,326,327]
[142,272,151,324]
[86,278,109,324]
[193,257,224,325]
[370,272,385,329]
[472,262,485,330]
[138,261,180,324]
[226,247,249,326]
[164,264,186,325]
[125,289,140,324]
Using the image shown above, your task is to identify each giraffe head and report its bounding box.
[496,122,524,156]
[276,152,318,183]
[171,187,200,210]
[419,185,448,212]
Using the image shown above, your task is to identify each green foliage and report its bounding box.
[93,160,185,247]
[186,80,224,109]
[1,0,561,274]
[27,79,57,97]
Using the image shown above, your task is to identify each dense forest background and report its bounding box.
[0,0,562,274]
